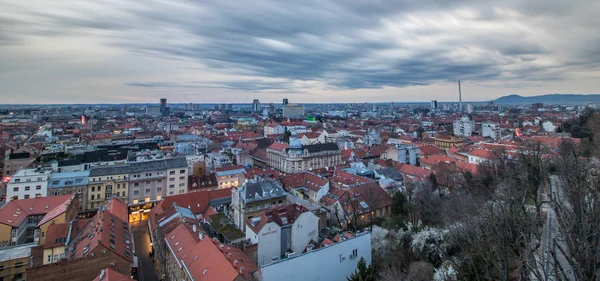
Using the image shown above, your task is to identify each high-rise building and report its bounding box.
[466,103,474,114]
[453,116,475,137]
[283,98,289,106]
[252,99,260,112]
[160,98,169,117]
[431,100,438,110]
[482,122,501,140]
[283,104,305,117]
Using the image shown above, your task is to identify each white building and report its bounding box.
[453,116,476,137]
[255,232,372,281]
[7,168,52,201]
[246,204,319,266]
[481,122,501,140]
[264,124,285,137]
[283,104,305,118]
[542,121,557,133]
[384,144,420,166]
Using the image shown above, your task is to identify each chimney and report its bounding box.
[458,80,462,112]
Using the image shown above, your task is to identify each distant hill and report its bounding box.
[494,94,600,105]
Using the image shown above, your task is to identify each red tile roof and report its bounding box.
[0,194,76,228]
[244,167,280,180]
[43,222,70,249]
[419,145,444,156]
[281,172,328,192]
[267,142,289,151]
[330,169,374,187]
[468,149,496,159]
[165,224,257,281]
[394,163,432,179]
[246,204,310,234]
[68,198,132,263]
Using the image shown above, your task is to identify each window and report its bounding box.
[14,261,24,268]
[92,186,95,192]
[169,171,175,175]
[91,195,95,200]
[36,185,41,190]
[12,187,18,192]
[169,178,175,182]
[145,189,150,194]
[169,184,175,189]
[146,181,151,185]
[47,255,51,263]
[157,187,162,192]
[248,206,253,211]
[351,249,358,259]
[134,183,139,187]
[180,169,185,174]
[122,192,125,197]
[14,179,20,183]
[24,195,30,199]
[117,184,120,189]
[157,180,162,183]
[133,190,139,195]
[11,229,17,238]
[179,183,185,187]
[91,203,94,208]
[25,186,30,191]
[179,176,185,180]
[179,190,184,194]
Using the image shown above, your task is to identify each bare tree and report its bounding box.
[547,140,600,281]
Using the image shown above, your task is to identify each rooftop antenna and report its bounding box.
[458,80,463,113]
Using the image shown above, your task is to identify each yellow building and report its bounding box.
[0,243,35,281]
[87,166,130,210]
[0,195,77,246]
[433,133,465,150]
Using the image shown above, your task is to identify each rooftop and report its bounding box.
[0,194,76,228]
[239,179,287,203]
[0,242,35,263]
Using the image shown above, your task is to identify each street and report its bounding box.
[131,220,160,281]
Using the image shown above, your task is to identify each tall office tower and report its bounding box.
[160,98,168,117]
[252,99,260,112]
[431,100,438,110]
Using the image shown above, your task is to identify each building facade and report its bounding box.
[7,168,52,202]
[232,179,287,231]
[482,122,501,140]
[266,137,342,174]
[256,232,372,281]
[453,116,475,137]
[87,166,129,210]
[384,144,420,166]
[282,104,305,118]
[48,171,89,211]
[245,204,319,266]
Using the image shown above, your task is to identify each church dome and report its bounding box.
[289,137,302,149]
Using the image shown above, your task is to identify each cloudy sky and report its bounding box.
[1,0,599,104]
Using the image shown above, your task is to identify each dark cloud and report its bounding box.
[125,80,301,93]
[1,0,599,95]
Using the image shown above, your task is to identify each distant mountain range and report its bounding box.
[494,94,600,105]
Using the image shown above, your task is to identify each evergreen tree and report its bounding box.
[347,257,375,281]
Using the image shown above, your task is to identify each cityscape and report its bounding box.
[1,1,600,281]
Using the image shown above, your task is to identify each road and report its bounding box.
[131,220,159,281]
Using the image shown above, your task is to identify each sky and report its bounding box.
[0,0,599,104]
